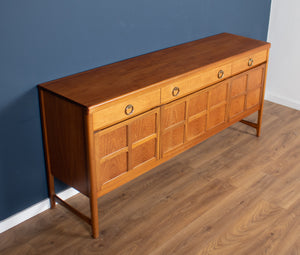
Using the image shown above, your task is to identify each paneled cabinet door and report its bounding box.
[206,81,229,130]
[94,108,160,191]
[246,64,265,109]
[161,80,229,157]
[161,99,186,156]
[186,90,208,141]
[229,64,265,120]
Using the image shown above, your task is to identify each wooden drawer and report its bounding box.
[201,63,232,87]
[161,75,202,104]
[93,89,160,130]
[232,50,267,75]
[161,63,231,104]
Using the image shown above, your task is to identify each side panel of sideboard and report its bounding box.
[39,89,89,196]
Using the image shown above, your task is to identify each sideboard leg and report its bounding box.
[257,52,269,138]
[85,112,99,239]
[48,172,56,209]
[256,109,263,137]
[90,197,99,238]
[39,89,56,209]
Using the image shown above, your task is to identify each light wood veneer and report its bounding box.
[38,33,270,238]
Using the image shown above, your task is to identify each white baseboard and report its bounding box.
[0,188,78,234]
[265,92,300,110]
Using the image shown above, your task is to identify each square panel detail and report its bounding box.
[248,67,263,90]
[207,104,227,130]
[131,112,156,143]
[95,126,127,157]
[162,101,186,129]
[230,95,246,118]
[132,139,156,168]
[162,125,185,154]
[188,92,208,117]
[231,75,247,97]
[209,82,228,107]
[247,88,261,109]
[187,115,206,140]
[97,152,128,188]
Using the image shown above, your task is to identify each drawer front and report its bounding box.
[93,89,160,130]
[161,75,202,104]
[232,50,267,75]
[161,63,231,104]
[201,63,232,87]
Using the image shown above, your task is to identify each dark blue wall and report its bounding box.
[0,0,271,221]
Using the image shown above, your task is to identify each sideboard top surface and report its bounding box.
[38,33,270,110]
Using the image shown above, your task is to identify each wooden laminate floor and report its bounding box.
[1,101,300,255]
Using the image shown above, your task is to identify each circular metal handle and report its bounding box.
[172,86,180,97]
[248,58,254,67]
[125,104,134,115]
[218,70,224,79]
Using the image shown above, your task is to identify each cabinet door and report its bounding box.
[186,90,208,140]
[229,64,265,120]
[207,81,229,130]
[246,65,265,109]
[161,81,229,157]
[130,111,159,169]
[161,100,186,156]
[229,74,247,119]
[94,108,159,190]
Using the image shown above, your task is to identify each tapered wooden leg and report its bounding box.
[257,49,269,137]
[256,109,263,137]
[240,108,264,137]
[39,89,56,209]
[84,112,99,238]
[90,196,99,238]
[47,172,56,208]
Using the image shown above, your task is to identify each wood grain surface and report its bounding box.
[38,33,269,110]
[1,101,299,255]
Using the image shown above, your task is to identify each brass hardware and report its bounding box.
[125,104,134,115]
[172,86,180,97]
[218,70,224,79]
[248,58,254,67]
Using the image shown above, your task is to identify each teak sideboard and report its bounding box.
[38,33,271,238]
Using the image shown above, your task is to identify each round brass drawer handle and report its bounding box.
[172,86,180,97]
[248,58,254,67]
[218,70,224,79]
[125,104,134,115]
